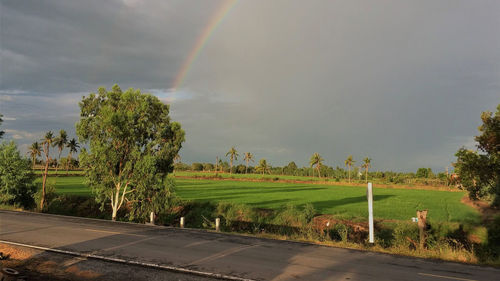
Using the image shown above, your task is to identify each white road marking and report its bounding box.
[84,228,146,237]
[418,272,478,281]
[188,244,260,265]
[184,239,219,248]
[102,236,158,252]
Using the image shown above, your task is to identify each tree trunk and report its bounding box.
[55,149,62,176]
[40,144,49,211]
[365,168,368,183]
[66,152,72,175]
[112,207,117,221]
[230,158,233,174]
[348,166,351,183]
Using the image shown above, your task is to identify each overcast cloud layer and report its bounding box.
[1,0,499,172]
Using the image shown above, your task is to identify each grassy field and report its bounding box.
[174,170,326,182]
[37,176,479,223]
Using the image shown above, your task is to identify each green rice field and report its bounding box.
[38,176,479,223]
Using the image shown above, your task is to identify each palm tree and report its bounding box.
[243,152,254,174]
[225,147,239,174]
[66,138,80,175]
[362,157,372,183]
[40,131,54,210]
[27,142,42,169]
[52,129,67,175]
[309,153,324,178]
[256,159,270,175]
[344,155,355,183]
[218,158,224,172]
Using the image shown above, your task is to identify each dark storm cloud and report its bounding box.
[1,0,499,171]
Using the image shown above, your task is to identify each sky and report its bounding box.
[1,0,499,172]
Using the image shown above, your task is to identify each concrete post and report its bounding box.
[417,210,428,249]
[215,217,220,232]
[367,182,374,244]
[150,211,155,225]
[180,217,185,228]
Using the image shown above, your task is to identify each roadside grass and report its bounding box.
[36,176,479,224]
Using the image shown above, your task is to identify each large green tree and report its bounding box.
[76,85,185,221]
[0,142,37,208]
[455,104,500,205]
[226,147,239,174]
[309,153,324,178]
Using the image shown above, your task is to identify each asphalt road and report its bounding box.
[0,210,498,281]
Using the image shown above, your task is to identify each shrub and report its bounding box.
[303,203,316,223]
[191,163,203,171]
[393,222,419,249]
[0,141,37,209]
[34,181,57,211]
[182,201,216,229]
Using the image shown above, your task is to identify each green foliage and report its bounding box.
[191,162,203,171]
[416,168,434,178]
[203,163,214,171]
[284,161,298,175]
[0,113,4,139]
[255,159,270,174]
[455,104,500,205]
[129,177,177,222]
[485,215,500,259]
[329,223,350,242]
[76,85,185,220]
[0,141,37,208]
[34,181,56,208]
[393,222,419,249]
[47,195,108,219]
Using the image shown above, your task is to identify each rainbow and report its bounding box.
[171,0,239,90]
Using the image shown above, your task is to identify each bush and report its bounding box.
[216,202,254,231]
[191,163,203,171]
[34,181,57,211]
[393,222,419,249]
[0,141,37,209]
[329,223,350,242]
[303,203,316,223]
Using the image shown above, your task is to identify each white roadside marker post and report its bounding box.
[367,182,374,244]
[180,217,185,228]
[215,218,220,232]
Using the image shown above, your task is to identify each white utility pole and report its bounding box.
[367,182,374,243]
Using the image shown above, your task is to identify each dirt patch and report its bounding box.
[0,243,37,260]
[0,242,219,281]
[461,195,500,222]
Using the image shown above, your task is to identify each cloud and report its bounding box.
[1,0,499,171]
[4,129,36,140]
